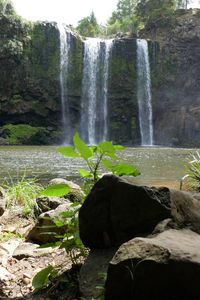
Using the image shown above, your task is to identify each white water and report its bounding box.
[137,39,154,146]
[57,23,71,144]
[102,39,113,141]
[80,38,113,144]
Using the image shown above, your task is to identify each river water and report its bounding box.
[0,146,198,188]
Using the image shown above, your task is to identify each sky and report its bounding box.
[12,0,200,26]
[12,0,119,26]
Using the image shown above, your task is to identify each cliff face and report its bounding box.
[108,38,140,145]
[0,9,200,146]
[0,13,83,144]
[144,9,200,147]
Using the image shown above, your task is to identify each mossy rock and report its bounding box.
[3,124,48,145]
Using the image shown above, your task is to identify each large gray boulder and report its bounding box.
[105,229,200,300]
[79,175,171,248]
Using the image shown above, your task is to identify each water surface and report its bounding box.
[0,146,198,188]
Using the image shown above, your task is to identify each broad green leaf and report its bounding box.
[58,146,79,158]
[98,141,119,159]
[40,184,71,197]
[79,168,93,178]
[102,159,114,170]
[113,164,140,177]
[89,145,97,153]
[99,141,115,153]
[114,145,125,150]
[73,132,93,160]
[32,265,54,290]
[60,210,76,218]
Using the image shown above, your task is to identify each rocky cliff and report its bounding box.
[0,8,200,146]
[144,9,200,147]
[108,38,140,145]
[0,10,83,144]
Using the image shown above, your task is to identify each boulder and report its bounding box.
[26,202,71,244]
[105,229,200,300]
[170,189,200,234]
[79,175,171,248]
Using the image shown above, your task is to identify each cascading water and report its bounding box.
[57,23,71,144]
[80,38,113,144]
[137,39,154,146]
[102,39,113,141]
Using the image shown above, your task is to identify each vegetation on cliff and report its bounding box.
[76,0,194,37]
[76,0,197,37]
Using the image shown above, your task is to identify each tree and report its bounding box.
[0,0,15,15]
[76,11,100,37]
[176,0,191,8]
[107,0,140,34]
[117,0,139,20]
[135,0,176,28]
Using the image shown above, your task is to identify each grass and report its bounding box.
[3,175,43,217]
[0,232,25,242]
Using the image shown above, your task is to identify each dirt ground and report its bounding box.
[0,210,84,300]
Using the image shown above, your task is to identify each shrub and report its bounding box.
[3,124,48,145]
[185,151,200,191]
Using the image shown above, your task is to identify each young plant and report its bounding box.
[32,133,140,292]
[58,132,140,191]
[3,175,43,217]
[184,151,200,191]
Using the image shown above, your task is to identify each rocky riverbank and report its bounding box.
[0,175,200,299]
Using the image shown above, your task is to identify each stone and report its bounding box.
[26,202,71,244]
[0,187,6,216]
[0,267,15,281]
[13,242,55,259]
[36,196,65,213]
[105,229,200,300]
[49,178,85,202]
[170,189,200,234]
[79,175,171,248]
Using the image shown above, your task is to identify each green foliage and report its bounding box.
[0,0,15,15]
[40,184,71,197]
[58,132,140,189]
[3,124,48,145]
[176,0,190,8]
[107,0,179,35]
[107,0,140,35]
[76,11,100,37]
[53,202,87,263]
[0,231,25,242]
[33,133,139,291]
[3,175,42,217]
[185,151,200,190]
[32,265,57,291]
[32,201,86,291]
[135,0,176,28]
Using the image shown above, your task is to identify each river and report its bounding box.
[0,146,198,188]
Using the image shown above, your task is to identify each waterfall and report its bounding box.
[57,23,71,144]
[137,39,154,146]
[102,39,113,141]
[80,38,113,144]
